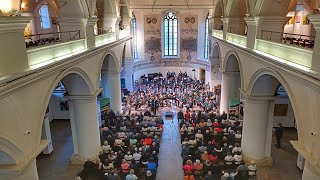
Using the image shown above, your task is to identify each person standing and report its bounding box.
[275,123,284,148]
[151,98,158,116]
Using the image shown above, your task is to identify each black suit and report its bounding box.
[151,99,158,115]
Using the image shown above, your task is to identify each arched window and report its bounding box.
[204,14,209,59]
[132,13,138,59]
[39,4,51,29]
[164,12,178,56]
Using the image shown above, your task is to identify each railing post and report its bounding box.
[83,18,99,49]
[307,14,320,72]
[0,16,31,77]
[221,18,230,41]
[245,17,259,49]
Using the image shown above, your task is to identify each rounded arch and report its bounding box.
[40,67,95,133]
[247,68,300,138]
[100,50,120,73]
[222,50,244,89]
[210,42,221,65]
[0,137,24,165]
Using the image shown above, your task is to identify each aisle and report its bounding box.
[156,109,184,180]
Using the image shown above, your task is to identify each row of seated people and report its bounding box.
[25,37,60,48]
[179,111,257,180]
[76,110,164,180]
[283,37,314,48]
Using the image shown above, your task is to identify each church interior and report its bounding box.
[0,0,320,180]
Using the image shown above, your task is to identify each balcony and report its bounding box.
[226,33,247,48]
[27,32,116,70]
[212,29,223,40]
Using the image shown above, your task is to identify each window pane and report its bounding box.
[40,5,51,29]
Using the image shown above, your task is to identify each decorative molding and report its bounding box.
[212,36,320,92]
[0,36,132,99]
[0,16,32,31]
[132,59,210,72]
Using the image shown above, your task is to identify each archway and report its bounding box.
[100,52,122,113]
[210,43,222,87]
[242,70,301,179]
[220,51,242,119]
[37,71,101,179]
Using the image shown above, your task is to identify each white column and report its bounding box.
[220,72,240,115]
[302,161,320,180]
[241,95,275,162]
[0,159,39,180]
[245,17,259,49]
[307,14,320,72]
[220,73,230,114]
[221,18,229,40]
[101,71,122,113]
[83,18,98,49]
[0,17,31,77]
[41,116,53,154]
[67,92,101,163]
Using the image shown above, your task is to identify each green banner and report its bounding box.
[229,98,240,107]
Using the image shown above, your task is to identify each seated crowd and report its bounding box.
[179,109,257,180]
[76,109,163,180]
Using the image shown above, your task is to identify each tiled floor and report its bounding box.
[36,117,302,180]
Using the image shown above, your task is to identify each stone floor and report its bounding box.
[37,118,302,180]
[37,120,82,180]
[156,109,184,180]
[257,128,302,180]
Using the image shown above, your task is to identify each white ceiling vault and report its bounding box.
[19,0,319,19]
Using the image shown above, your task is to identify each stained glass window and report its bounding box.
[204,15,209,59]
[132,13,138,59]
[39,4,51,29]
[164,12,178,56]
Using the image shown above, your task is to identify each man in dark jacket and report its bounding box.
[275,123,284,148]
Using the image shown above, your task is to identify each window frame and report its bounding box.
[204,15,210,59]
[39,4,51,29]
[162,12,179,58]
[131,13,138,59]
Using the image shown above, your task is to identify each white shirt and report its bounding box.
[232,147,242,154]
[233,154,242,162]
[133,153,142,161]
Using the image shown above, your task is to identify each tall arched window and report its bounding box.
[164,12,178,56]
[132,13,138,59]
[39,4,51,29]
[204,14,209,59]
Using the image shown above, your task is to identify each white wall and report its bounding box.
[273,97,296,128]
[49,93,70,120]
[284,10,314,38]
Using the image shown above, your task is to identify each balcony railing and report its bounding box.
[228,27,246,36]
[96,27,112,35]
[260,30,315,49]
[24,30,81,49]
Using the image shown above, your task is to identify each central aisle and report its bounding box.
[156,109,184,180]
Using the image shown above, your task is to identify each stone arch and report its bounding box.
[222,50,244,89]
[211,42,221,65]
[247,68,300,137]
[57,0,90,18]
[0,137,24,165]
[41,67,95,128]
[225,0,247,18]
[255,0,292,17]
[100,50,120,72]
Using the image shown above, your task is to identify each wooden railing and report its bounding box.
[260,30,315,49]
[24,30,81,48]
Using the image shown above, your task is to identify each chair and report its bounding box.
[248,169,257,180]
